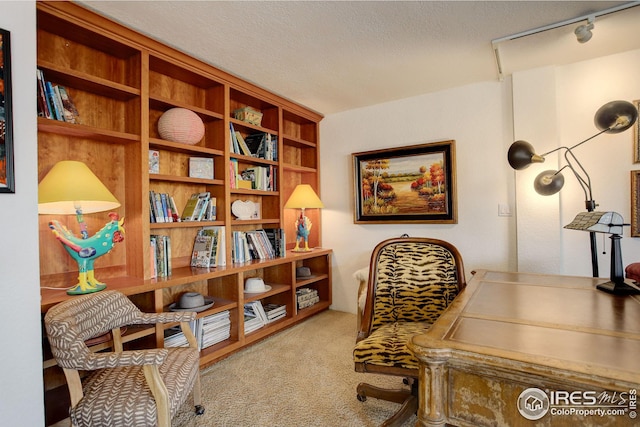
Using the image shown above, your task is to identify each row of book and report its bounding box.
[37,69,80,123]
[230,125,278,161]
[151,191,217,223]
[297,288,320,310]
[231,229,283,264]
[191,226,226,268]
[244,301,287,334]
[181,192,217,222]
[150,234,171,278]
[229,159,277,191]
[164,310,231,350]
[149,191,180,223]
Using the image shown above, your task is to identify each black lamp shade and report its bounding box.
[594,100,638,134]
[534,170,565,195]
[508,140,541,170]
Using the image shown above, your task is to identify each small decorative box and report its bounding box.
[233,106,263,126]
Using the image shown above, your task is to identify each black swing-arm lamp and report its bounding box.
[507,100,638,278]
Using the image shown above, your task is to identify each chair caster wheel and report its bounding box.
[195,405,205,416]
[357,393,366,402]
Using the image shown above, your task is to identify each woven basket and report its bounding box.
[158,108,205,145]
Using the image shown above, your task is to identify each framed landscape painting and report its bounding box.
[0,27,14,193]
[352,140,457,224]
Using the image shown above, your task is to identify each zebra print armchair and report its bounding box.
[44,290,205,427]
[353,237,466,427]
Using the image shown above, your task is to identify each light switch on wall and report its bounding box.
[498,203,512,217]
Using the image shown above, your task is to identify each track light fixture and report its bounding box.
[574,17,594,43]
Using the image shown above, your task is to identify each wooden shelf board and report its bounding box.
[38,118,140,144]
[149,96,224,121]
[38,60,140,101]
[149,174,224,186]
[149,138,224,156]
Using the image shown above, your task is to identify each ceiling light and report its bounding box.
[574,17,595,43]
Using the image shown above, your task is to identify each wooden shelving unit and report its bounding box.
[37,2,330,425]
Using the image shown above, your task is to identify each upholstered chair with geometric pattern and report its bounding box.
[354,237,466,427]
[44,290,205,427]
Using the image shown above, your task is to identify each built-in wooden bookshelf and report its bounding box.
[37,2,330,425]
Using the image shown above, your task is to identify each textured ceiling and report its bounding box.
[79,1,639,115]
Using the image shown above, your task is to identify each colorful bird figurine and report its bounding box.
[48,212,125,295]
[293,211,312,252]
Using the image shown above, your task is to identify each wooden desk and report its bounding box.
[409,270,640,427]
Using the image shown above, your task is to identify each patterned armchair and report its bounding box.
[44,290,205,427]
[353,237,466,427]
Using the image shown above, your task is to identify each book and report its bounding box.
[149,150,160,174]
[199,226,225,267]
[191,234,214,267]
[57,86,81,124]
[189,157,214,179]
[191,192,211,221]
[229,123,240,154]
[36,69,52,119]
[45,81,63,121]
[181,192,210,221]
[235,131,252,156]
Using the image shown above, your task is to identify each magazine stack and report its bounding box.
[296,288,319,310]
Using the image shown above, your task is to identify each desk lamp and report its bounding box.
[565,211,640,295]
[284,184,324,252]
[38,160,124,295]
[507,100,638,277]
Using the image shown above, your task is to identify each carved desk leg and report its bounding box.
[416,354,448,427]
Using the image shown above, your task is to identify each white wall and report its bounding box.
[0,2,44,426]
[322,48,640,315]
[514,49,640,278]
[321,82,517,313]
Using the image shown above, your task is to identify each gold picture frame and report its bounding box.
[632,170,640,237]
[633,100,640,164]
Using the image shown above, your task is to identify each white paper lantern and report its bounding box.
[157,108,205,145]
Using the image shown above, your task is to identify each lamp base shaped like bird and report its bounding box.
[49,213,125,295]
[292,209,313,252]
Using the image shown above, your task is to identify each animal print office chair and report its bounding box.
[44,290,205,427]
[353,237,466,426]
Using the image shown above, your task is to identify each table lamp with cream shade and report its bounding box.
[38,160,125,295]
[284,184,324,252]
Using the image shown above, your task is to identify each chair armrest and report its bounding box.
[83,348,169,370]
[136,311,197,324]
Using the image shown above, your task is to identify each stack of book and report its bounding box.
[181,192,216,222]
[296,288,319,310]
[231,229,277,263]
[37,69,81,123]
[263,303,286,322]
[190,226,226,268]
[150,234,171,278]
[263,228,285,258]
[229,125,278,161]
[149,190,180,223]
[244,301,268,333]
[163,310,231,350]
[201,311,231,349]
[163,320,199,348]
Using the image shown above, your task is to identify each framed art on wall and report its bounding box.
[0,27,14,193]
[634,100,640,164]
[352,140,457,224]
[631,170,640,237]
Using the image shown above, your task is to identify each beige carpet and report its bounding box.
[173,310,417,427]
